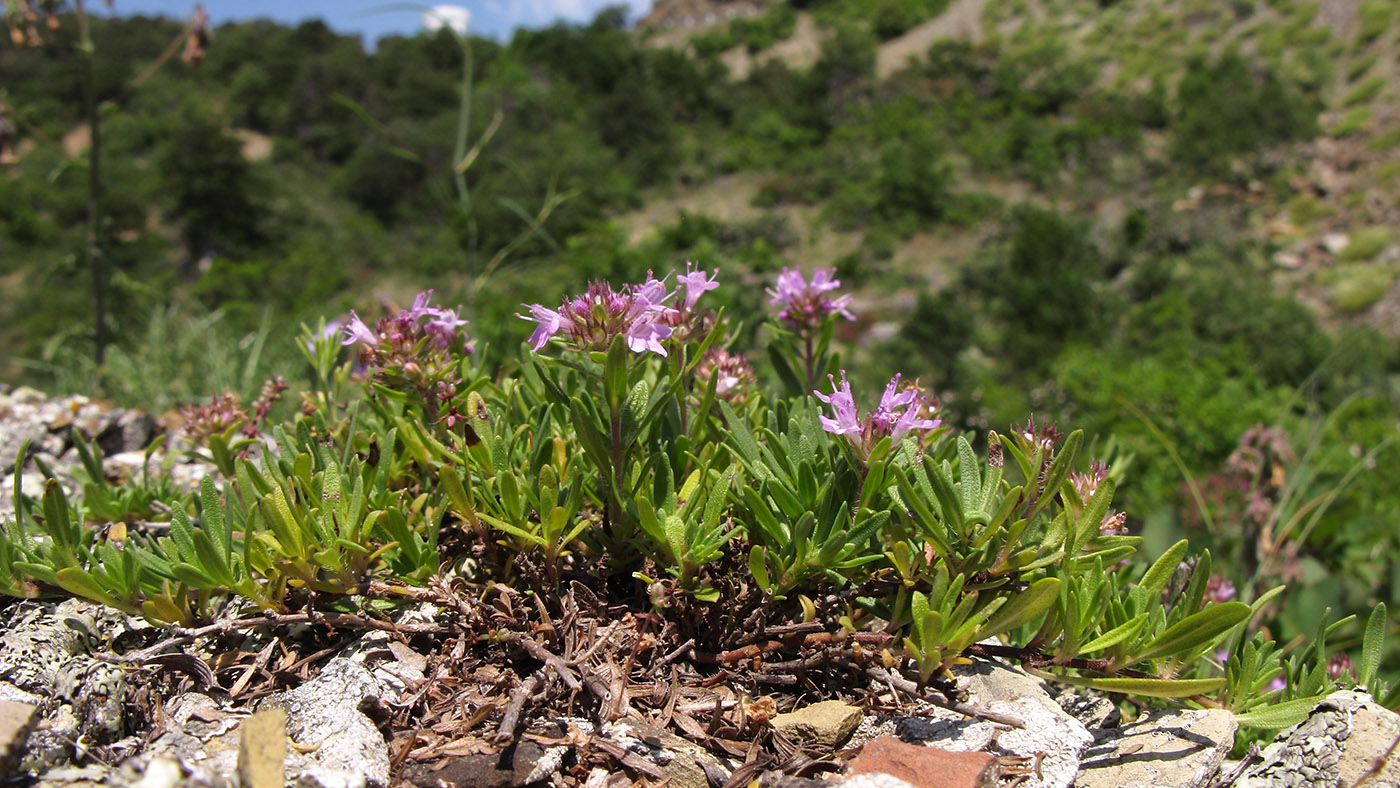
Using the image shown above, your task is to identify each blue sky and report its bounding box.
[94,1,657,44]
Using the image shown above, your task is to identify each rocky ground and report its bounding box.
[1,390,1397,788]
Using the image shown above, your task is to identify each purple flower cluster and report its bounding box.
[179,393,247,445]
[814,372,941,455]
[339,290,473,428]
[767,267,855,332]
[694,348,755,400]
[520,264,719,357]
[341,290,470,356]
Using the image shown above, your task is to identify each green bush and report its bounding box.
[730,4,799,53]
[1331,107,1373,137]
[1338,227,1393,262]
[1343,76,1386,107]
[1357,0,1394,44]
[1172,53,1320,170]
[1328,264,1392,312]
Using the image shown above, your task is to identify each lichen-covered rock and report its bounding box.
[0,600,127,773]
[849,658,1093,788]
[1076,707,1236,788]
[1240,690,1400,788]
[258,658,391,788]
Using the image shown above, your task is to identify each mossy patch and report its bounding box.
[1327,264,1393,312]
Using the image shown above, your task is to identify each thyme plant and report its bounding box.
[0,265,1388,732]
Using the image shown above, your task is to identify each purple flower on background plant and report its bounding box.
[1267,676,1286,692]
[520,272,683,357]
[677,262,720,312]
[342,291,472,355]
[815,372,941,456]
[341,311,377,347]
[767,266,855,332]
[1205,575,1236,603]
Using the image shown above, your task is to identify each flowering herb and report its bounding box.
[340,289,474,430]
[814,371,942,457]
[520,273,678,356]
[342,290,472,358]
[767,266,855,332]
[765,267,855,395]
[0,266,1383,743]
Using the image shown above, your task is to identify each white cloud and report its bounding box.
[422,4,471,34]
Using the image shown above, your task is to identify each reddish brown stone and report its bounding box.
[846,736,996,788]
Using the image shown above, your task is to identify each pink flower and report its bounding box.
[695,349,755,399]
[524,304,564,351]
[519,272,687,357]
[677,262,720,312]
[768,267,855,331]
[814,372,861,436]
[341,311,377,346]
[815,372,942,456]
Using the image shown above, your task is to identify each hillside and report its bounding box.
[4,0,1400,659]
[631,0,1400,332]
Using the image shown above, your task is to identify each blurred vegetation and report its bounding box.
[3,0,1400,696]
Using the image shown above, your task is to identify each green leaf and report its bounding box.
[979,577,1060,642]
[718,401,782,485]
[603,334,630,411]
[438,466,474,520]
[749,545,770,592]
[1235,695,1329,728]
[1077,614,1149,656]
[1130,603,1251,664]
[201,476,230,560]
[1359,603,1387,689]
[897,469,953,559]
[569,398,612,477]
[192,531,236,587]
[702,466,735,536]
[957,437,980,515]
[54,567,128,612]
[693,587,721,603]
[1133,539,1189,611]
[477,513,546,547]
[1069,477,1114,558]
[1049,673,1227,698]
[498,472,525,524]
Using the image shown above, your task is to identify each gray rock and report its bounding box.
[851,658,1092,788]
[1076,707,1236,788]
[99,410,157,456]
[600,717,733,788]
[1240,690,1400,788]
[258,658,391,788]
[0,600,127,774]
[142,693,243,781]
[771,700,864,748]
[1055,692,1120,731]
[0,419,47,473]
